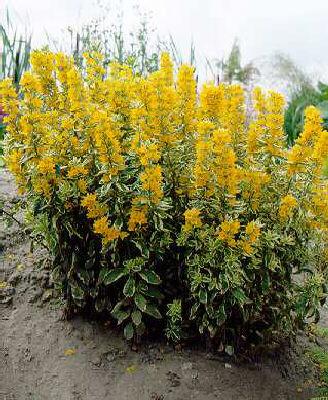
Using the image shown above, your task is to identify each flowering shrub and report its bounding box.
[1,50,328,351]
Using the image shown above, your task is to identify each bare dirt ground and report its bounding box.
[0,168,325,400]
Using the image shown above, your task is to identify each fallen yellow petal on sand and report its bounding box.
[126,365,137,373]
[0,281,7,289]
[64,348,77,356]
[16,264,25,271]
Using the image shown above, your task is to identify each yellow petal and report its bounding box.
[64,348,77,356]
[126,364,137,373]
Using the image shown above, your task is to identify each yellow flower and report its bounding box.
[218,220,240,247]
[135,143,161,166]
[140,165,163,204]
[287,106,323,175]
[77,179,87,193]
[20,71,42,92]
[245,221,261,241]
[177,64,196,133]
[37,157,55,175]
[160,52,174,87]
[247,88,285,158]
[279,195,298,221]
[241,170,270,211]
[93,217,126,244]
[2,49,328,298]
[67,165,88,178]
[128,206,148,231]
[81,193,106,219]
[239,221,261,255]
[183,208,202,232]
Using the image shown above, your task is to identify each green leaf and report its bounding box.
[233,288,248,305]
[132,240,150,258]
[112,309,130,325]
[131,310,142,326]
[261,273,270,294]
[135,321,146,336]
[71,284,84,300]
[101,268,125,285]
[216,304,226,325]
[199,288,208,304]
[98,268,107,283]
[190,303,199,319]
[111,300,123,314]
[123,276,136,297]
[131,241,149,258]
[89,287,99,298]
[134,293,147,312]
[146,286,163,299]
[95,297,106,312]
[139,270,161,285]
[225,345,234,356]
[145,303,162,319]
[77,269,90,285]
[124,322,134,340]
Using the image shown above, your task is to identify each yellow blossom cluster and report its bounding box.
[247,88,285,158]
[241,170,271,211]
[128,205,148,232]
[67,166,88,178]
[217,220,241,247]
[287,106,324,175]
[183,208,202,232]
[81,193,106,219]
[239,221,261,255]
[279,195,298,221]
[140,165,163,204]
[217,219,261,255]
[0,50,327,250]
[94,216,127,244]
[194,128,238,197]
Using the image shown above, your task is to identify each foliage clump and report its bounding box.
[1,50,328,351]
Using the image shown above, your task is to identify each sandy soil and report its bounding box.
[0,168,323,400]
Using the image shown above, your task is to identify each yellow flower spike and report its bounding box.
[93,217,124,244]
[81,193,106,219]
[128,205,148,232]
[77,179,87,193]
[199,83,225,120]
[20,71,42,93]
[218,220,241,247]
[287,106,324,175]
[177,64,197,134]
[160,52,174,87]
[67,166,88,178]
[183,208,202,232]
[279,195,298,221]
[239,221,261,256]
[37,157,55,175]
[140,165,163,204]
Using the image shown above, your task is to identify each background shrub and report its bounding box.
[0,9,31,86]
[1,50,328,352]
